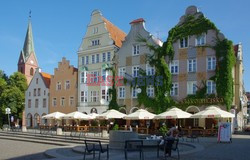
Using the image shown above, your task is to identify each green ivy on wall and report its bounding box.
[136,13,235,112]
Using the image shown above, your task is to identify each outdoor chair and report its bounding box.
[161,138,175,160]
[83,140,109,160]
[124,140,144,160]
[171,139,180,160]
[186,130,199,142]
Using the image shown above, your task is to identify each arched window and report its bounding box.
[30,68,34,76]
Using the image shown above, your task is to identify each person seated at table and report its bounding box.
[167,124,179,138]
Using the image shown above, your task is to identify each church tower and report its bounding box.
[18,18,39,84]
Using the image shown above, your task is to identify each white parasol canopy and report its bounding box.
[124,109,155,120]
[154,107,192,119]
[190,105,235,118]
[96,109,126,120]
[42,112,65,120]
[89,113,99,119]
[61,111,91,120]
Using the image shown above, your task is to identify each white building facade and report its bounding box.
[25,68,50,127]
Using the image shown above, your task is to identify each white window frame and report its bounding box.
[81,91,88,102]
[81,57,85,65]
[118,87,125,99]
[170,60,179,74]
[69,96,74,106]
[132,87,138,98]
[187,81,197,95]
[52,98,57,107]
[132,45,140,56]
[187,59,197,72]
[90,91,99,102]
[118,67,126,77]
[96,54,99,63]
[86,56,89,64]
[195,33,206,46]
[179,37,189,48]
[146,64,155,76]
[102,53,106,62]
[57,82,61,90]
[65,80,70,90]
[61,97,65,106]
[107,52,111,61]
[207,80,216,94]
[170,83,178,96]
[207,56,216,71]
[92,55,95,64]
[132,65,140,78]
[81,71,87,83]
[147,86,154,97]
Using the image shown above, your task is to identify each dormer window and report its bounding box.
[92,40,100,46]
[180,37,189,48]
[196,33,206,46]
[133,45,140,56]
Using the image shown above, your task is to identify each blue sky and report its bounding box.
[0,0,249,91]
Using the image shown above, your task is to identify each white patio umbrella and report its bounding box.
[96,109,126,120]
[89,113,99,119]
[42,112,65,120]
[190,106,235,118]
[124,109,155,120]
[154,107,192,119]
[61,111,91,120]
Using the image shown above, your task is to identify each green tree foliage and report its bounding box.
[0,71,27,127]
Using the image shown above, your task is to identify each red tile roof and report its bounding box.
[130,18,145,24]
[41,72,51,88]
[102,17,126,48]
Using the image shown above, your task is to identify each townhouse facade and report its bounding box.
[49,57,78,114]
[25,68,51,127]
[77,10,126,114]
[116,18,162,114]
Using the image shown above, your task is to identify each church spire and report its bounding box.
[22,18,35,61]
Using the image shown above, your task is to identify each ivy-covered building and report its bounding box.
[166,6,247,129]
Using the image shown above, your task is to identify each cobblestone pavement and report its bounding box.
[0,139,57,160]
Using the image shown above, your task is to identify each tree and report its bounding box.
[8,72,27,92]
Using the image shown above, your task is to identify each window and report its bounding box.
[81,91,88,102]
[101,90,109,101]
[207,80,216,94]
[188,59,196,72]
[61,97,65,106]
[36,78,38,84]
[171,83,178,96]
[35,99,39,108]
[30,68,34,76]
[92,40,100,46]
[187,81,197,95]
[82,57,85,65]
[207,56,216,71]
[118,67,126,77]
[34,89,36,96]
[133,45,140,55]
[43,98,46,108]
[107,52,111,61]
[44,90,46,96]
[132,66,140,77]
[96,54,99,63]
[69,97,74,106]
[86,56,89,64]
[92,55,95,64]
[65,80,70,90]
[180,37,188,48]
[28,99,31,108]
[38,88,41,96]
[102,53,106,62]
[81,71,87,83]
[29,92,31,97]
[102,69,107,81]
[146,64,155,76]
[93,27,98,34]
[196,33,206,46]
[132,87,138,98]
[89,71,99,83]
[57,82,61,90]
[170,60,179,74]
[90,91,99,102]
[118,87,125,99]
[52,98,57,107]
[147,86,154,97]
